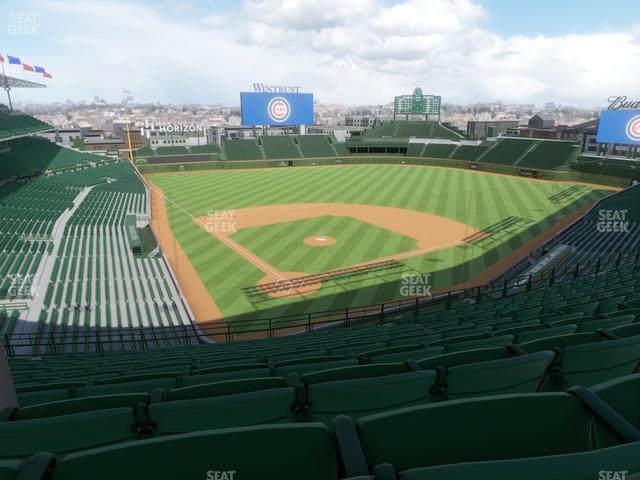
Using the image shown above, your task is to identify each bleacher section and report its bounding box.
[333,143,350,156]
[222,139,264,161]
[572,157,640,180]
[189,144,221,155]
[363,121,464,140]
[518,141,577,170]
[260,136,301,159]
[546,185,640,274]
[0,137,108,179]
[0,110,52,140]
[451,144,488,161]
[154,146,189,156]
[480,138,537,165]
[296,135,337,157]
[3,257,640,476]
[421,143,458,158]
[0,161,194,354]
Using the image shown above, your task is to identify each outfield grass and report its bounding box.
[231,216,416,274]
[148,165,613,325]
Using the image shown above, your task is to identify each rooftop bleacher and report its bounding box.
[0,137,108,179]
[155,146,189,156]
[518,141,577,170]
[296,135,337,157]
[0,110,52,141]
[260,135,301,159]
[572,157,640,180]
[480,138,537,165]
[363,121,464,140]
[450,144,488,161]
[222,139,264,161]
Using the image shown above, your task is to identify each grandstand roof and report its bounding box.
[0,73,46,89]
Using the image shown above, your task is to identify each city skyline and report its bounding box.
[1,0,639,107]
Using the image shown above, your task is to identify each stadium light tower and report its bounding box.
[0,71,46,110]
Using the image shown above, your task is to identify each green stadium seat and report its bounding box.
[301,363,410,386]
[165,377,286,402]
[336,392,633,475]
[519,332,604,353]
[358,345,443,364]
[181,367,272,386]
[427,352,554,401]
[514,324,578,343]
[74,378,180,397]
[395,442,640,480]
[50,424,338,480]
[540,335,640,390]
[0,408,137,459]
[609,322,640,338]
[416,347,512,369]
[307,370,437,425]
[0,453,56,480]
[148,388,296,433]
[577,316,636,333]
[7,393,148,421]
[0,460,21,480]
[274,357,359,377]
[444,334,515,353]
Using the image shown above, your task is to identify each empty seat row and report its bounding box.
[2,374,639,479]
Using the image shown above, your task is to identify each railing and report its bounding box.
[136,155,631,187]
[5,247,640,358]
[4,158,636,357]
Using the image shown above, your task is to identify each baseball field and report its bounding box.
[146,164,615,328]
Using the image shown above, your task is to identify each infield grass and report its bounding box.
[148,164,613,325]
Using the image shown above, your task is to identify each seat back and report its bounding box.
[433,351,555,401]
[301,363,410,386]
[0,408,137,459]
[149,388,296,433]
[52,424,337,480]
[542,335,640,390]
[11,394,149,421]
[590,374,640,447]
[352,393,604,472]
[397,442,640,480]
[308,370,437,425]
[416,347,511,371]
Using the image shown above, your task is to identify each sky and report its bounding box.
[1,0,639,107]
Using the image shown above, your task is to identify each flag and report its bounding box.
[22,63,34,72]
[43,72,52,78]
[0,54,4,63]
[7,55,21,65]
[34,66,45,73]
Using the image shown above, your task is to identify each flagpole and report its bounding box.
[123,92,134,163]
[0,61,12,110]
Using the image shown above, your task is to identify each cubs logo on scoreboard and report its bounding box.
[596,110,640,145]
[240,91,313,126]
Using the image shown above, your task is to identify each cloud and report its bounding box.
[5,0,640,107]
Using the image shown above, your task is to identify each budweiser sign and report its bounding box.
[607,96,640,110]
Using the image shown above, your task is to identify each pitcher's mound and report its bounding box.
[304,235,336,247]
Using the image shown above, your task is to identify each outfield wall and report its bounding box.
[137,155,630,187]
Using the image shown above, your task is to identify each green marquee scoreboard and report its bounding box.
[394,87,441,120]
